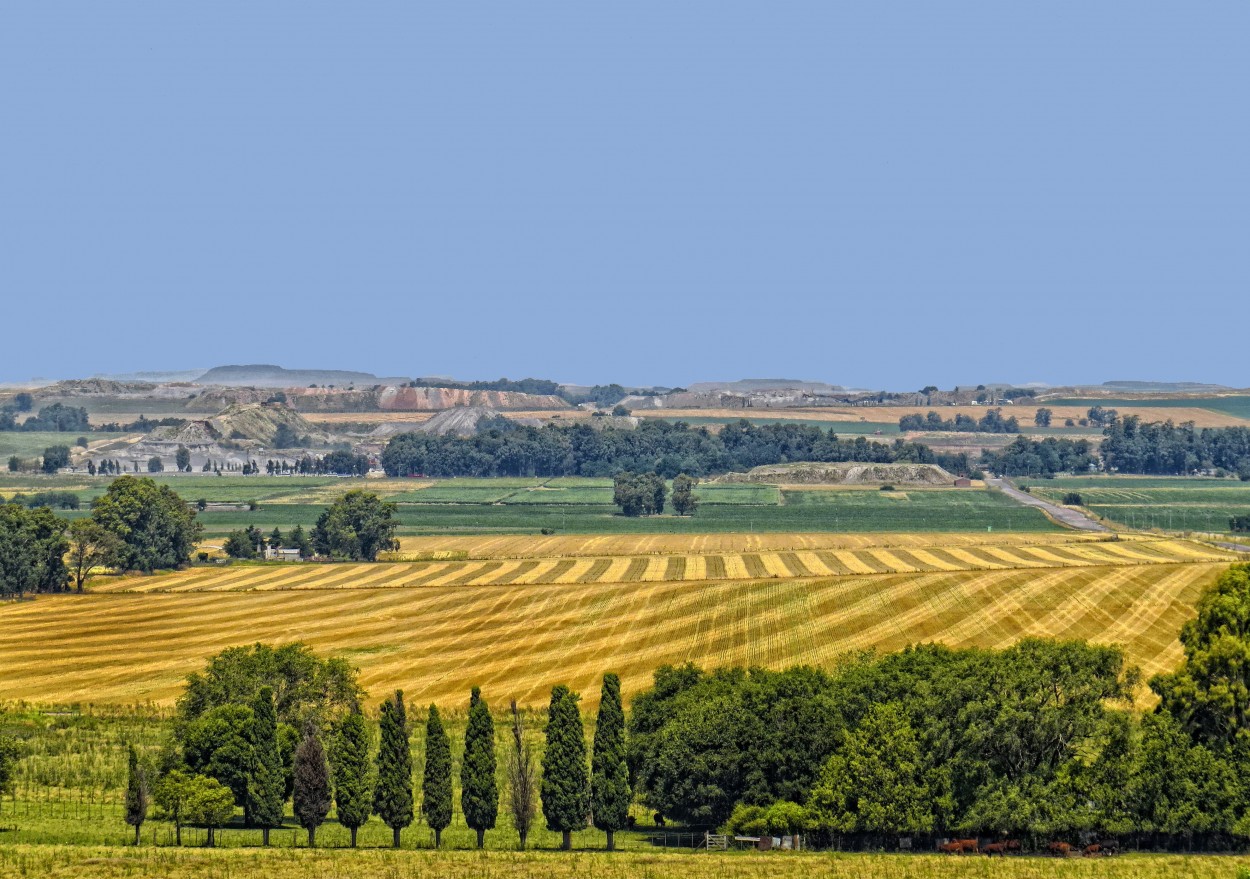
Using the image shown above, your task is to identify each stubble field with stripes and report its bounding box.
[0,531,1234,709]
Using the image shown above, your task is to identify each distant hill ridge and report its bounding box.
[194,364,412,387]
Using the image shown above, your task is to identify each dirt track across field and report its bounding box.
[989,478,1110,532]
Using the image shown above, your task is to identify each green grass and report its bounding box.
[0,432,90,460]
[0,473,1056,536]
[1028,475,1250,533]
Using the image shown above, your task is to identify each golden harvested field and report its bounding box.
[394,530,1115,558]
[3,846,1245,879]
[93,536,1231,594]
[0,532,1230,709]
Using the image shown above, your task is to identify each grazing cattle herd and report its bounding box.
[940,838,1118,857]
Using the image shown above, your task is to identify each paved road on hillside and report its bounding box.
[987,478,1111,532]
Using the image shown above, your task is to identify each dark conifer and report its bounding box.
[461,687,498,848]
[422,704,453,847]
[124,744,148,846]
[374,690,414,848]
[591,674,630,850]
[542,685,589,850]
[332,703,373,847]
[293,725,331,847]
[248,686,286,845]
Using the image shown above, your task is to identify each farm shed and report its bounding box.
[953,477,972,487]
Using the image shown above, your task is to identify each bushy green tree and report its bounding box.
[542,685,589,850]
[671,474,698,516]
[293,726,331,847]
[806,703,938,834]
[0,503,69,596]
[183,774,236,847]
[153,769,193,845]
[374,690,413,848]
[461,687,498,848]
[332,704,373,847]
[177,642,361,731]
[422,704,452,847]
[311,490,399,561]
[591,674,630,850]
[181,704,255,812]
[91,476,202,572]
[66,519,121,592]
[124,744,149,845]
[41,444,70,474]
[0,734,18,797]
[1152,563,1250,747]
[248,687,286,844]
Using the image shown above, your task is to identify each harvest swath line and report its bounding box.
[0,562,1226,707]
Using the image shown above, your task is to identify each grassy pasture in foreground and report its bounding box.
[1,846,1246,879]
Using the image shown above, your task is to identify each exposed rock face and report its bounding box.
[713,462,956,486]
[373,386,569,411]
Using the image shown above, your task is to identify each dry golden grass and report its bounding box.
[0,530,1226,707]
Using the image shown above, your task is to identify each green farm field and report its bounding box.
[0,474,1057,536]
[1029,476,1250,534]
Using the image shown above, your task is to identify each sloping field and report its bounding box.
[0,560,1224,708]
[394,530,1105,558]
[90,537,1233,594]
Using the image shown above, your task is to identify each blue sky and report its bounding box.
[2,4,1246,389]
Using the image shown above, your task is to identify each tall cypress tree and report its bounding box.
[422,704,453,848]
[591,674,630,850]
[124,744,148,846]
[293,725,331,847]
[374,690,414,848]
[542,685,589,851]
[461,687,498,848]
[332,703,373,847]
[248,686,285,845]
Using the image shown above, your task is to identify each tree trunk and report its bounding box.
[476,827,486,849]
[434,827,442,848]
[207,827,216,847]
[134,824,141,846]
[562,829,572,851]
[393,826,401,848]
[351,826,358,848]
[175,823,182,846]
[518,830,528,851]
[307,826,316,848]
[606,829,615,851]
[262,827,270,846]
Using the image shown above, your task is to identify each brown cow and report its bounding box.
[983,842,1007,856]
[1083,843,1102,857]
[1005,839,1022,853]
[1047,841,1073,856]
[938,841,963,854]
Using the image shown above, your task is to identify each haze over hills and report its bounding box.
[193,364,413,387]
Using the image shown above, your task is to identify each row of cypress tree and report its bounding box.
[233,675,630,850]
